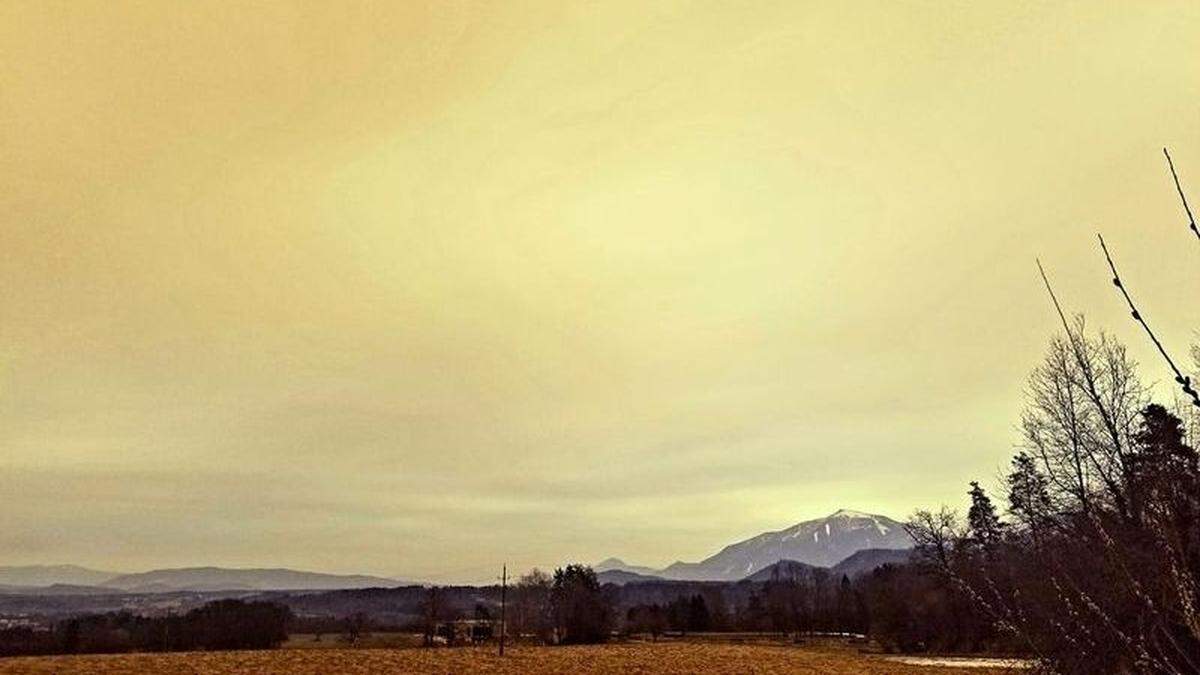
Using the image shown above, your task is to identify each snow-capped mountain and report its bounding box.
[600,509,912,582]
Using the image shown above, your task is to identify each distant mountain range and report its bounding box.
[597,509,913,582]
[0,565,120,588]
[0,565,403,594]
[0,583,120,596]
[594,558,661,577]
[740,548,913,583]
[598,548,913,586]
[595,568,668,585]
[99,567,402,593]
[3,510,911,594]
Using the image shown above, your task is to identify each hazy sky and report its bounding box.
[2,1,1199,582]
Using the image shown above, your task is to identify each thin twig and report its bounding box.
[1037,258,1074,337]
[1097,234,1200,408]
[1163,148,1198,244]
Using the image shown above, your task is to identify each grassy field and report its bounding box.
[0,642,1023,674]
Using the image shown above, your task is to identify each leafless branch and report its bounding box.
[1097,233,1200,408]
[1036,260,1141,504]
[1036,258,1074,338]
[1163,148,1198,245]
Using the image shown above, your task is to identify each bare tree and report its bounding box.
[906,507,961,570]
[1021,316,1148,520]
[510,569,552,644]
[419,586,443,647]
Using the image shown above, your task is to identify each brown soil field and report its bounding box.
[0,642,1021,674]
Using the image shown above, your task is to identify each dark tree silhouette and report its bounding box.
[966,482,1004,548]
[550,564,611,644]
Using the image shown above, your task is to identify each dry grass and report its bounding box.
[282,632,426,649]
[0,642,1021,674]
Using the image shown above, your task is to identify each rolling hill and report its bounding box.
[100,567,401,592]
[0,565,121,588]
[829,547,913,578]
[595,569,666,585]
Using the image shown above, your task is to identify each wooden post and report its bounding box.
[499,564,507,656]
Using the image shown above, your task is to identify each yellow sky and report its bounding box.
[2,1,1198,580]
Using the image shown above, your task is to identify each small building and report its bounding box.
[435,619,499,645]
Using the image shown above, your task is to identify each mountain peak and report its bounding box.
[595,510,913,583]
[646,510,912,580]
[594,558,661,576]
[829,509,879,519]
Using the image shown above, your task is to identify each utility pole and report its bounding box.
[499,564,507,656]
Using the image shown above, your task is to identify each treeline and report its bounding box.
[2,325,1193,673]
[419,565,615,646]
[0,599,291,657]
[0,564,1002,657]
[491,324,1200,669]
[497,300,1200,671]
[905,320,1200,674]
[493,561,1002,654]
